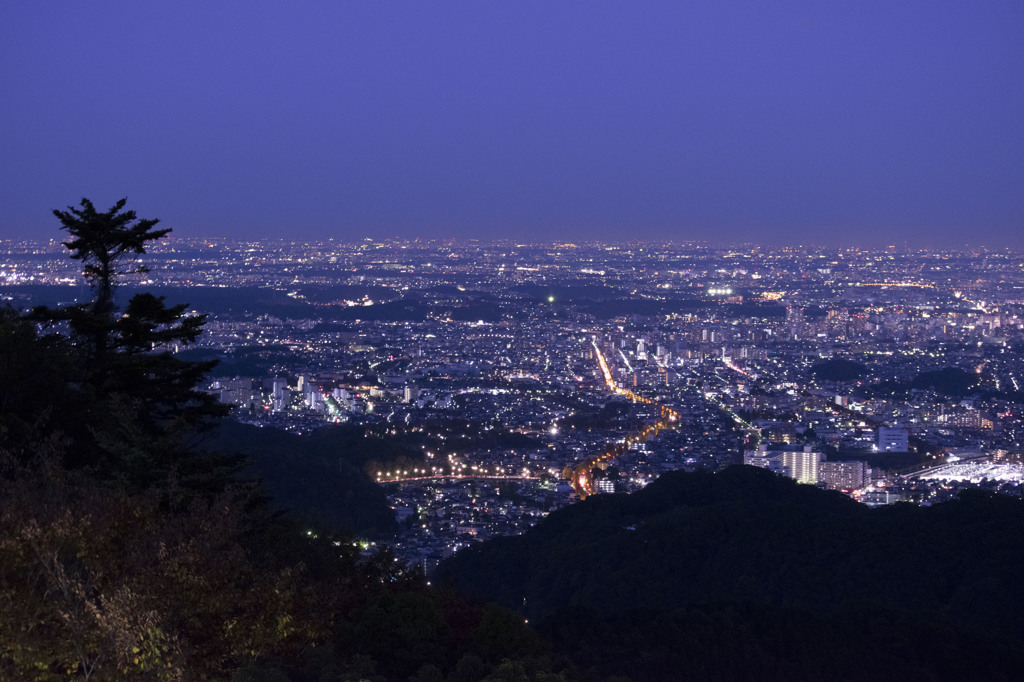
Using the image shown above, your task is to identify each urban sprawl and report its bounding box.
[4,239,1024,570]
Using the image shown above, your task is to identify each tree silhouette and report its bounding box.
[28,197,227,482]
[51,197,169,363]
[2,199,576,681]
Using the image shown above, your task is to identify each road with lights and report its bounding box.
[570,341,680,499]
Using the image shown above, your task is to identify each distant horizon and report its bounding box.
[2,231,1022,254]
[3,2,1022,249]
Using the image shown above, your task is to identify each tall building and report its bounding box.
[877,425,909,452]
[744,444,821,484]
[216,376,256,409]
[819,461,867,491]
[781,448,821,484]
[786,306,804,340]
[269,376,289,412]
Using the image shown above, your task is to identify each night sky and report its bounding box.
[2,2,1022,247]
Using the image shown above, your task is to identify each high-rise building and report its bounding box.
[819,461,867,491]
[216,376,256,409]
[877,425,909,452]
[744,444,821,484]
[269,376,289,412]
[781,448,821,484]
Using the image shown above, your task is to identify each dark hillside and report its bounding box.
[195,421,399,537]
[437,466,1024,680]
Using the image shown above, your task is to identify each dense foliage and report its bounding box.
[910,366,979,396]
[809,357,868,382]
[195,421,400,537]
[7,198,228,485]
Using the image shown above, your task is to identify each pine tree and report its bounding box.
[52,197,169,363]
[28,198,228,483]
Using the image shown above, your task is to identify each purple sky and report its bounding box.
[2,2,1022,247]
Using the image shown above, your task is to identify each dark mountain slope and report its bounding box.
[195,421,398,537]
[437,466,1024,681]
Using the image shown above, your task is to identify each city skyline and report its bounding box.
[2,2,1023,248]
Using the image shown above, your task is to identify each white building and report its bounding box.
[819,461,867,491]
[877,425,909,452]
[744,444,821,484]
